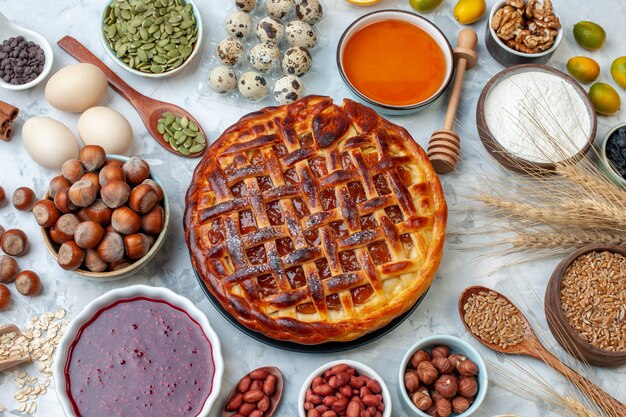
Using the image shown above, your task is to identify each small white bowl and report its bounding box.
[99,0,203,78]
[0,11,53,90]
[298,359,392,417]
[398,335,488,417]
[54,285,224,417]
[599,123,626,188]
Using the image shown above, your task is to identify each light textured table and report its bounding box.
[0,0,624,416]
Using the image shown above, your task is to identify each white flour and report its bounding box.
[484,71,592,163]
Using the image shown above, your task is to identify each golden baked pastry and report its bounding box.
[184,96,446,344]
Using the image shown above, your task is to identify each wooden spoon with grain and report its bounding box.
[0,324,30,372]
[459,286,626,417]
[57,36,207,159]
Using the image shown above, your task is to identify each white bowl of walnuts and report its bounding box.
[35,145,169,280]
[398,335,488,417]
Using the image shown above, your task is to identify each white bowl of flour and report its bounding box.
[476,64,596,173]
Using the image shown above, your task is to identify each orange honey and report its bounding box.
[342,19,448,106]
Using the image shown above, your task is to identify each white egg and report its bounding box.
[45,63,108,113]
[78,107,133,155]
[22,117,80,169]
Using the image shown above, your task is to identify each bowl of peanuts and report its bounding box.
[398,335,488,417]
[298,359,391,417]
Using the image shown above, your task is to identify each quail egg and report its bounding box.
[296,0,323,25]
[216,38,245,66]
[234,0,256,11]
[225,11,253,38]
[265,0,294,19]
[249,42,281,72]
[274,75,304,104]
[256,16,285,44]
[282,46,312,76]
[209,66,238,94]
[239,71,269,101]
[285,20,317,48]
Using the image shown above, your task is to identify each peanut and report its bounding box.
[226,393,244,411]
[263,374,277,395]
[243,389,263,403]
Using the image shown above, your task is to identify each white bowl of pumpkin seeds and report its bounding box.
[101,0,203,78]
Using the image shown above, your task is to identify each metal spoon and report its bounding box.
[0,324,30,372]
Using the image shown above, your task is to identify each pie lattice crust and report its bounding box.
[184,96,447,344]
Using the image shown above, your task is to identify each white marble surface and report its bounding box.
[0,0,624,416]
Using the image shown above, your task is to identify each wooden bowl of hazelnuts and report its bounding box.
[35,145,170,280]
[398,335,488,417]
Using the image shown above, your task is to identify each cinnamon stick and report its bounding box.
[0,101,18,121]
[0,112,10,130]
[0,125,13,142]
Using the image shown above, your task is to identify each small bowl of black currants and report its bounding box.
[601,124,626,188]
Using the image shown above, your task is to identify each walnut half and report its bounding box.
[492,0,560,53]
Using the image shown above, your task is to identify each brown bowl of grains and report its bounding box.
[545,244,626,367]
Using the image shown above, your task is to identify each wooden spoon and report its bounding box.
[57,36,207,159]
[459,286,626,417]
[221,367,283,417]
[0,324,30,372]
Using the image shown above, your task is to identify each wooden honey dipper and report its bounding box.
[427,28,478,174]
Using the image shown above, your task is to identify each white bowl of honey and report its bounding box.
[337,10,454,115]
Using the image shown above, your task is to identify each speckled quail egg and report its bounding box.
[249,42,281,72]
[234,0,256,11]
[225,11,253,38]
[281,46,312,76]
[265,0,294,19]
[216,38,245,66]
[256,16,285,44]
[285,20,317,48]
[239,71,269,100]
[274,75,304,104]
[296,0,323,24]
[209,66,238,94]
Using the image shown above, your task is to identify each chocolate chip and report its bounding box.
[0,36,45,85]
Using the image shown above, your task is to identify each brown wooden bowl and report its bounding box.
[476,64,597,174]
[544,244,626,367]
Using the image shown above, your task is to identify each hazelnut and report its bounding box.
[80,172,101,192]
[1,229,28,257]
[416,361,438,385]
[48,176,71,199]
[57,241,85,271]
[434,397,452,417]
[124,233,151,259]
[99,164,125,186]
[97,232,125,263]
[109,258,132,271]
[69,180,98,208]
[100,180,130,209]
[122,157,150,185]
[142,179,164,202]
[448,354,467,369]
[410,350,431,368]
[0,255,18,283]
[141,205,164,235]
[411,391,432,411]
[56,213,80,239]
[15,270,42,296]
[104,159,123,168]
[12,187,36,211]
[431,345,450,359]
[0,284,11,310]
[425,405,437,417]
[85,200,112,225]
[79,145,106,171]
[74,221,105,249]
[457,360,479,376]
[61,159,85,183]
[0,186,5,206]
[432,357,454,374]
[458,376,478,398]
[404,371,420,393]
[33,200,61,228]
[49,226,72,245]
[0,225,3,238]
[111,207,141,235]
[129,184,158,214]
[84,249,107,272]
[434,375,458,399]
[54,188,78,213]
[77,208,90,222]
[451,396,470,414]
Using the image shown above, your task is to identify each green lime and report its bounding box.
[611,56,626,89]
[573,21,606,51]
[409,0,444,13]
[589,83,621,115]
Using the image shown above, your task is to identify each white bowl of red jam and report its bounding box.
[54,285,223,417]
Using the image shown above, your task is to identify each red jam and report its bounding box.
[65,297,215,417]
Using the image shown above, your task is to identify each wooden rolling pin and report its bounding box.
[427,28,478,174]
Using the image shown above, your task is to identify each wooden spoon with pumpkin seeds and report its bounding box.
[58,35,207,158]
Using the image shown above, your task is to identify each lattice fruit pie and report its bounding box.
[185,96,447,344]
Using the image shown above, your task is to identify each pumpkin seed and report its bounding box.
[189,144,204,154]
[157,112,206,155]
